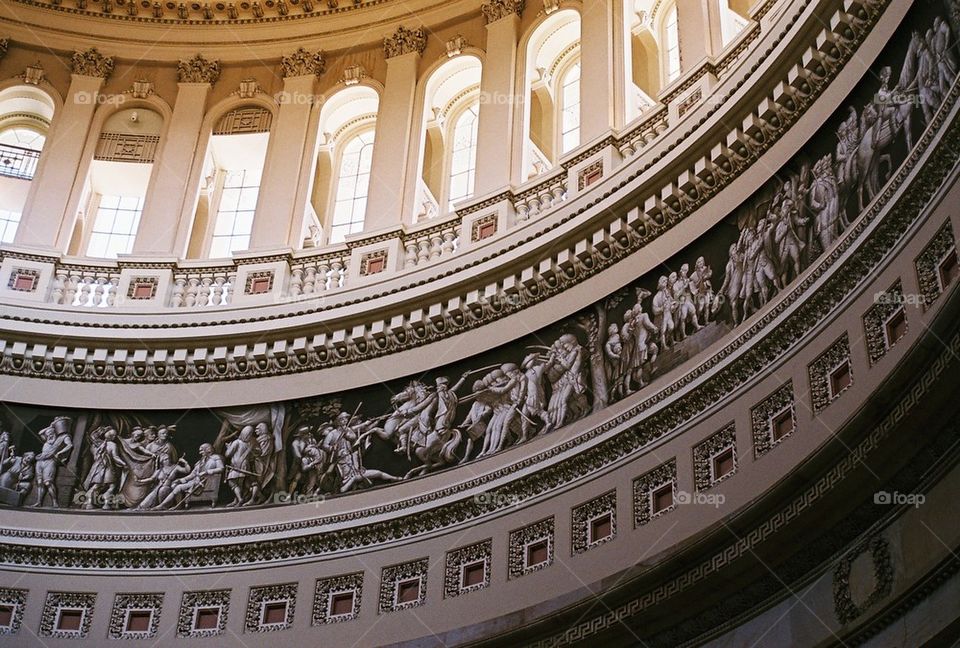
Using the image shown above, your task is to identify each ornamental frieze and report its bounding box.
[0,0,952,524]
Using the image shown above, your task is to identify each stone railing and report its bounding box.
[50,265,121,308]
[289,249,349,296]
[170,266,236,308]
[512,168,568,221]
[401,217,460,268]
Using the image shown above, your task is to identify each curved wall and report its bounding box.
[0,0,959,646]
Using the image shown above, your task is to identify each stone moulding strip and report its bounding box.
[0,0,888,386]
[0,45,954,569]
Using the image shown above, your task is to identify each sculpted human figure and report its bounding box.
[545,334,584,432]
[82,427,128,509]
[673,264,702,339]
[518,355,551,442]
[322,412,400,493]
[651,276,676,350]
[718,243,745,325]
[458,379,495,461]
[155,443,224,510]
[404,374,470,477]
[0,451,36,499]
[689,257,715,325]
[480,364,526,456]
[135,454,190,510]
[625,289,659,390]
[299,437,327,495]
[603,323,623,389]
[32,417,73,508]
[287,426,313,493]
[225,425,257,507]
[250,422,278,504]
[933,17,957,97]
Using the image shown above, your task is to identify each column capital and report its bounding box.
[70,48,114,79]
[281,47,326,78]
[384,25,427,59]
[481,0,525,24]
[177,54,220,84]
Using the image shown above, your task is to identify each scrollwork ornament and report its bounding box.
[178,54,220,84]
[383,26,427,58]
[281,47,326,78]
[71,48,113,79]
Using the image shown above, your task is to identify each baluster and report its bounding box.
[417,239,430,265]
[552,183,566,204]
[196,277,212,308]
[77,276,94,307]
[404,241,418,268]
[105,277,119,307]
[539,189,553,211]
[209,277,224,306]
[171,277,187,307]
[302,265,318,294]
[527,195,542,218]
[185,277,200,307]
[330,259,344,290]
[429,234,443,260]
[289,267,303,297]
[65,273,81,306]
[50,270,67,305]
[441,231,456,256]
[223,273,236,305]
[515,201,530,222]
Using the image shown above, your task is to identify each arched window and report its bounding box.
[664,5,681,83]
[522,9,581,177]
[330,129,375,243]
[191,105,272,259]
[448,102,479,210]
[82,107,163,258]
[0,85,54,238]
[559,60,582,155]
[86,195,143,258]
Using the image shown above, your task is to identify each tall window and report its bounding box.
[330,130,375,243]
[86,195,143,258]
[0,128,45,180]
[210,169,260,258]
[448,103,479,209]
[560,61,581,154]
[0,209,20,243]
[665,6,681,83]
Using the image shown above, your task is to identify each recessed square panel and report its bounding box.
[829,361,852,397]
[261,601,287,626]
[771,408,794,442]
[884,309,907,347]
[0,605,12,628]
[330,592,354,617]
[589,514,613,543]
[652,483,674,514]
[939,249,959,288]
[396,579,420,604]
[461,561,485,588]
[194,607,220,630]
[125,610,152,633]
[56,609,83,632]
[526,540,549,568]
[713,448,735,480]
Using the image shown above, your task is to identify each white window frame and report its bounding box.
[327,125,376,244]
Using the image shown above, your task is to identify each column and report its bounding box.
[133,82,211,256]
[675,0,725,72]
[16,52,113,251]
[579,0,622,141]
[249,75,317,250]
[475,6,521,195]
[364,27,426,233]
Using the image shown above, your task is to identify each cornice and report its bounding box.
[0,57,955,567]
